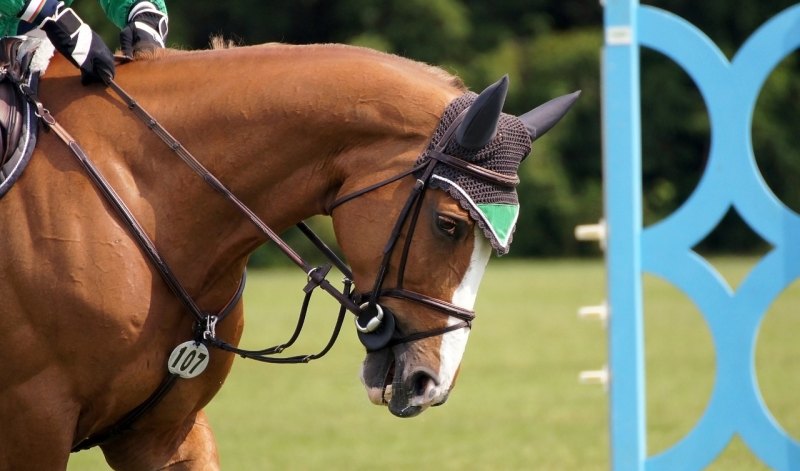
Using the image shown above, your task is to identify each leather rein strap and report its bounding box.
[102,79,362,316]
[99,79,363,363]
[17,78,360,450]
[20,82,222,328]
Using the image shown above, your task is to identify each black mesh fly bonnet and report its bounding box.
[415,92,532,255]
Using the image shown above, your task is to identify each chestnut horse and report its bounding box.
[0,43,576,469]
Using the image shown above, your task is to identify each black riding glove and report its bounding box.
[119,1,168,58]
[41,5,115,85]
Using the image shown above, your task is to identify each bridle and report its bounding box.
[330,156,478,352]
[336,108,521,350]
[327,107,512,351]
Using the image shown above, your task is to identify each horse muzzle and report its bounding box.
[355,298,470,416]
[361,345,451,418]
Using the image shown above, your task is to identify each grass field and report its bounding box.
[66,257,800,470]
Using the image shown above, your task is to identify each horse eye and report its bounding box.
[436,215,461,238]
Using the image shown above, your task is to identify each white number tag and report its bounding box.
[167,341,210,378]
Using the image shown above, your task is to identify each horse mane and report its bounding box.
[129,39,467,92]
[312,43,468,92]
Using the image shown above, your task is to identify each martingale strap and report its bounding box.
[70,272,246,452]
[71,374,178,452]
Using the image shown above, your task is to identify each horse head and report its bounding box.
[331,75,580,417]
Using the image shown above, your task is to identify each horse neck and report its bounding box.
[75,46,460,293]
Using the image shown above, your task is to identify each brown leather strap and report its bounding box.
[104,79,363,316]
[428,150,519,188]
[19,89,211,325]
[379,288,475,322]
[385,320,471,350]
[327,166,419,213]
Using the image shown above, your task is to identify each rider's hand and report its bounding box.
[41,5,115,85]
[119,1,168,58]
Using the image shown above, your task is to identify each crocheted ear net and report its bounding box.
[415,92,532,254]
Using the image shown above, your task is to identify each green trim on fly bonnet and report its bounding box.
[477,203,519,247]
[417,92,531,255]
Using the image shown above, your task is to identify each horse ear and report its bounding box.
[455,75,509,149]
[519,90,581,141]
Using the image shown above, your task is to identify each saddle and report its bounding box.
[0,36,46,199]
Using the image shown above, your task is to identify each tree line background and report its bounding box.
[79,0,800,262]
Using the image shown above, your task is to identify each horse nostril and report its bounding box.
[410,368,440,402]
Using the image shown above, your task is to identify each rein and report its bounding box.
[19,78,362,450]
[101,79,364,363]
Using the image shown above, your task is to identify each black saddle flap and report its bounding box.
[0,36,41,198]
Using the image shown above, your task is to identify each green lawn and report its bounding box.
[66,257,800,470]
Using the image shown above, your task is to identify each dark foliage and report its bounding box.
[75,0,798,262]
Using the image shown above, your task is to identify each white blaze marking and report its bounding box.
[451,228,492,310]
[433,228,491,400]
